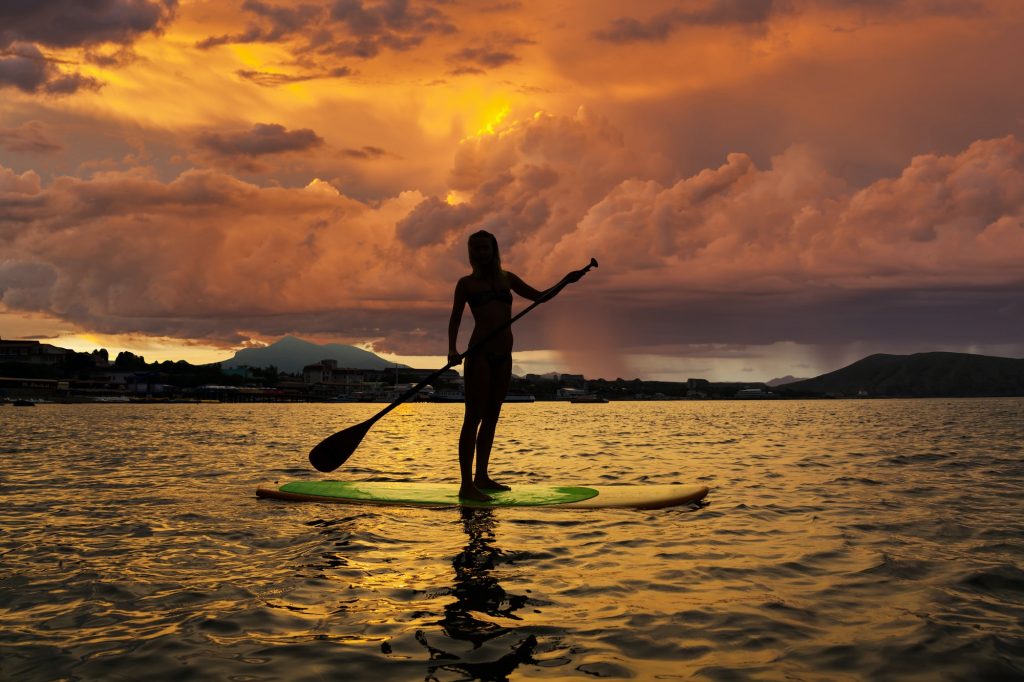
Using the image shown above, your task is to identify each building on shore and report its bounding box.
[0,339,69,365]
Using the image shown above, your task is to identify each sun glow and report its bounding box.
[305,178,341,196]
[474,104,511,137]
[445,190,469,205]
[50,333,234,365]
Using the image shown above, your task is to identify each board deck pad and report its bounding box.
[256,480,709,509]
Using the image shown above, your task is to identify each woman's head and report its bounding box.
[467,230,502,277]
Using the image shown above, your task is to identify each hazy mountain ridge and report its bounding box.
[779,352,1024,397]
[220,336,406,373]
[766,375,808,387]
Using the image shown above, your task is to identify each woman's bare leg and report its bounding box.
[458,356,491,501]
[459,416,490,500]
[475,355,512,490]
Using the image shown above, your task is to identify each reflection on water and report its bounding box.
[425,508,536,680]
[0,399,1022,680]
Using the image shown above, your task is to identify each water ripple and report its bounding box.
[1,399,1022,679]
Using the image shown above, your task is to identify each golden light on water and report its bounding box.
[7,399,1019,677]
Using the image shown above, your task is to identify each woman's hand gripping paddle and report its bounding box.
[308,258,598,472]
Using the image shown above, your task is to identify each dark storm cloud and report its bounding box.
[0,0,177,49]
[244,0,324,34]
[0,44,102,95]
[447,46,520,75]
[813,0,986,14]
[84,45,140,67]
[196,1,323,48]
[329,0,454,37]
[235,66,351,86]
[0,0,170,96]
[195,123,325,157]
[2,111,1021,358]
[197,0,456,59]
[594,0,776,43]
[342,145,390,159]
[607,289,1024,350]
[593,0,988,43]
[316,0,459,58]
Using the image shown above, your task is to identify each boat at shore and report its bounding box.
[430,388,465,403]
[570,394,608,403]
[430,389,536,403]
[735,388,775,399]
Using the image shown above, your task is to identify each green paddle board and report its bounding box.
[255,481,709,509]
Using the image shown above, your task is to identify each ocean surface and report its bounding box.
[1,399,1022,681]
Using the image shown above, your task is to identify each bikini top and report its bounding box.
[467,287,513,309]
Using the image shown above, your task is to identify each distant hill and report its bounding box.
[778,352,1024,397]
[766,375,808,387]
[220,336,406,374]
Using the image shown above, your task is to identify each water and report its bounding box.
[1,399,1022,680]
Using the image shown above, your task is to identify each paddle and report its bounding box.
[308,258,599,472]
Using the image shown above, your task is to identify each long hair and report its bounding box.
[467,230,507,286]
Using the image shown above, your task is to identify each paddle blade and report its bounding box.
[309,419,372,472]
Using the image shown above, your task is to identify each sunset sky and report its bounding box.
[2,0,1023,381]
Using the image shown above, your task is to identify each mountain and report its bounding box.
[220,336,407,374]
[766,375,808,387]
[778,352,1024,397]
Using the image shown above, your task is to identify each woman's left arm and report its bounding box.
[507,272,546,302]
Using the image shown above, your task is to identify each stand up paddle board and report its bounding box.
[256,481,709,510]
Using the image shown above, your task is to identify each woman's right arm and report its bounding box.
[448,278,467,364]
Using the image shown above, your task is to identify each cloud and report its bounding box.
[196,1,323,48]
[235,66,351,86]
[0,260,58,310]
[342,145,390,159]
[446,33,533,74]
[197,0,456,60]
[0,165,42,195]
[396,108,670,259]
[813,0,986,17]
[0,0,176,49]
[592,0,988,43]
[594,0,776,43]
[447,47,519,75]
[398,115,1024,352]
[0,112,1021,357]
[0,163,441,345]
[84,45,140,67]
[329,0,457,49]
[480,2,523,12]
[0,121,63,153]
[195,123,325,157]
[549,136,1024,293]
[0,43,102,94]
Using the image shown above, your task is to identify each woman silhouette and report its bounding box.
[448,231,546,501]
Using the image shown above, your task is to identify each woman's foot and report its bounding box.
[475,476,511,491]
[459,483,492,502]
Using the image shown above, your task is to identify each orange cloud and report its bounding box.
[2,109,1022,357]
[1,0,1023,370]
[0,121,62,154]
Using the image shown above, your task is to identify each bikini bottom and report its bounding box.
[467,350,512,368]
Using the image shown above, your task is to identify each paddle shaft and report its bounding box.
[365,258,598,427]
[308,258,598,471]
